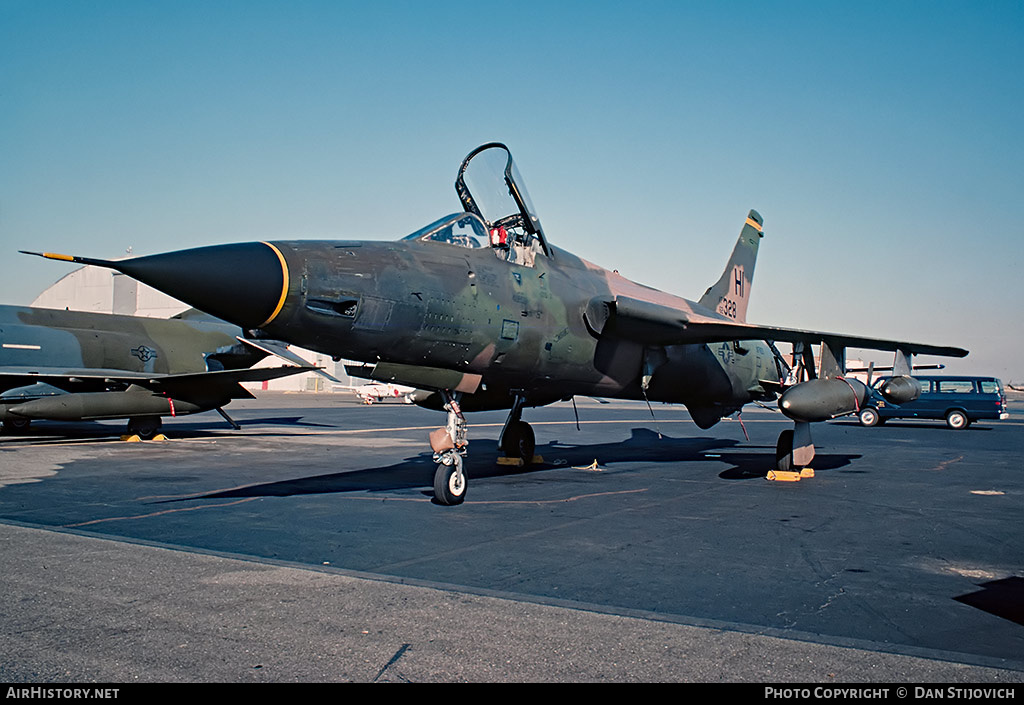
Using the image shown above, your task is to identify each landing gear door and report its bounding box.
[455,143,551,257]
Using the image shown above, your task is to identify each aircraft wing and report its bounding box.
[237,336,343,383]
[598,295,968,358]
[0,365,314,401]
[132,366,317,399]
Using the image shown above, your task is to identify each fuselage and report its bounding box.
[250,234,779,422]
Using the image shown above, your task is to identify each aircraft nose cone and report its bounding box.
[113,242,289,329]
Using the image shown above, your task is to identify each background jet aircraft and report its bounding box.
[25,143,967,501]
[0,305,311,438]
[346,382,417,405]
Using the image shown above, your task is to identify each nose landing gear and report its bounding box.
[430,392,468,505]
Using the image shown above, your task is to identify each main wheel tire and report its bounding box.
[1,417,31,434]
[775,429,794,472]
[858,407,881,427]
[127,417,161,440]
[433,454,466,505]
[945,409,969,430]
[501,420,535,464]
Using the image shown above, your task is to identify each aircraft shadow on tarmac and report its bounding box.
[0,421,145,445]
[954,577,1024,627]
[160,428,859,504]
[232,415,342,430]
[0,415,343,444]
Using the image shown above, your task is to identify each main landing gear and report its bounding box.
[1,417,31,434]
[498,394,536,466]
[126,416,161,440]
[771,421,816,481]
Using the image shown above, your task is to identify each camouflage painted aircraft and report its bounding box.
[0,305,311,438]
[25,143,967,502]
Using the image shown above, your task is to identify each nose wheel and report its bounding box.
[433,451,466,505]
[430,391,468,505]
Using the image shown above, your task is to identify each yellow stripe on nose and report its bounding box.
[257,242,290,328]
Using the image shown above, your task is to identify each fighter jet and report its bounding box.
[0,305,312,438]
[24,143,967,501]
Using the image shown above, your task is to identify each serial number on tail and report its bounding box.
[717,297,739,319]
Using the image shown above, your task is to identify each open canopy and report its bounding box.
[455,143,551,257]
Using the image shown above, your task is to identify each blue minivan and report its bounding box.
[857,376,1009,429]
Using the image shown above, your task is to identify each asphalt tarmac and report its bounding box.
[1,393,1022,683]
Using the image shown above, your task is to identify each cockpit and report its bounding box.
[402,143,552,266]
[455,143,552,266]
[402,213,487,249]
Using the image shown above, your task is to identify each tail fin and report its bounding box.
[697,209,763,323]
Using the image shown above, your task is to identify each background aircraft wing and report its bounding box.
[0,365,314,401]
[602,295,968,358]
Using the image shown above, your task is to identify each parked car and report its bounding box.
[857,375,1009,429]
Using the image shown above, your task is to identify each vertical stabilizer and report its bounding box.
[698,210,763,323]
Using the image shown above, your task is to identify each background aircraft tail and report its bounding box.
[697,210,763,323]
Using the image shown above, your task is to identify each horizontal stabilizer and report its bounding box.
[845,364,945,373]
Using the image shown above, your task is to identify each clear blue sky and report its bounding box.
[2,1,1022,380]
